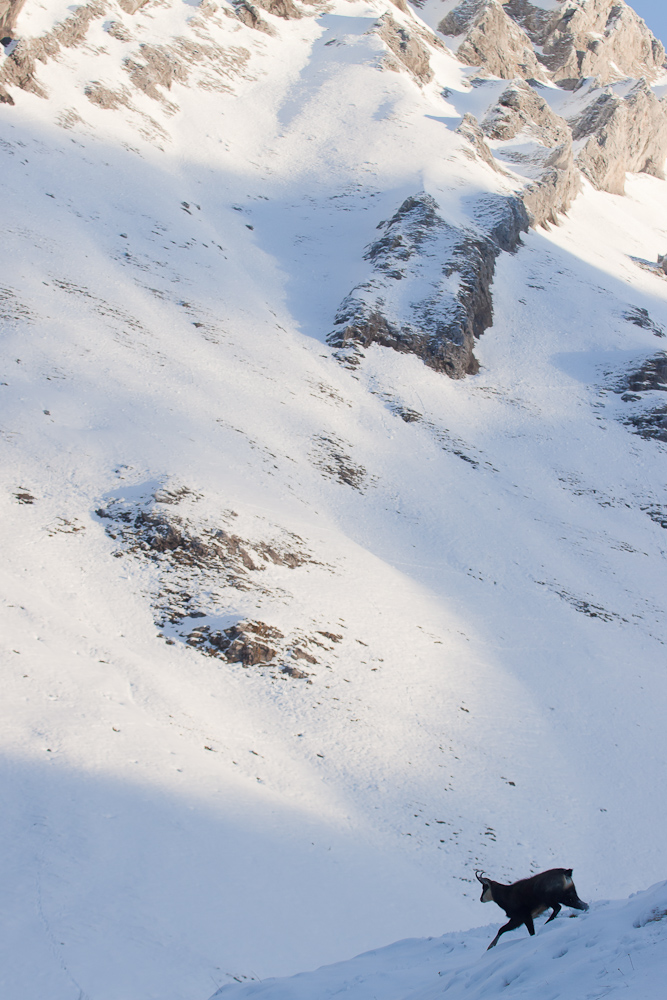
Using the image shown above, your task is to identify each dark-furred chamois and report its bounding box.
[476,868,589,948]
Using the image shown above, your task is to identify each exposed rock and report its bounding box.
[622,307,665,337]
[500,0,554,39]
[0,0,26,38]
[621,353,667,393]
[85,82,132,110]
[252,0,302,19]
[104,20,133,43]
[440,0,545,81]
[659,253,667,275]
[438,2,667,221]
[281,664,311,678]
[520,149,581,227]
[570,80,667,194]
[536,580,626,622]
[121,35,250,105]
[118,0,150,13]
[96,491,316,587]
[232,0,275,34]
[328,192,528,378]
[481,81,580,225]
[0,284,34,324]
[446,0,666,89]
[124,43,189,100]
[95,487,330,676]
[482,80,569,145]
[311,434,370,491]
[185,619,319,679]
[624,405,667,442]
[377,14,433,84]
[0,0,249,109]
[457,112,498,170]
[524,0,665,90]
[0,1,107,99]
[208,621,281,665]
[438,0,488,36]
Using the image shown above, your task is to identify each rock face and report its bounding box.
[440,0,546,81]
[457,112,499,171]
[438,0,667,205]
[481,81,580,225]
[505,0,665,88]
[570,79,667,194]
[377,14,434,84]
[0,0,25,39]
[328,192,528,378]
[446,0,666,88]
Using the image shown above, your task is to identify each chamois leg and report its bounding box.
[524,914,535,936]
[487,916,524,949]
[545,903,561,924]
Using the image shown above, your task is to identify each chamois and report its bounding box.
[476,868,589,949]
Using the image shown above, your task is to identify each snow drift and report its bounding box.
[211,881,667,1000]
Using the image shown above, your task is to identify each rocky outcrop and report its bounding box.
[377,14,433,84]
[185,619,318,679]
[438,2,667,216]
[622,353,667,393]
[482,80,569,145]
[0,0,107,102]
[328,192,528,377]
[0,0,250,111]
[251,0,303,19]
[457,112,499,170]
[443,0,666,89]
[0,0,26,39]
[481,81,580,225]
[232,1,275,34]
[94,487,331,675]
[440,0,546,81]
[117,0,150,14]
[506,0,666,89]
[571,79,667,194]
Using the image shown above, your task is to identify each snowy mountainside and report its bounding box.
[1,0,667,998]
[211,881,667,1000]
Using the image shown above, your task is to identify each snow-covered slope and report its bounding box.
[1,1,667,998]
[211,881,667,1000]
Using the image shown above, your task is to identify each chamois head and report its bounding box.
[475,870,493,903]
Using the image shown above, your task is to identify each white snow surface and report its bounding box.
[1,0,667,998]
[211,881,667,1000]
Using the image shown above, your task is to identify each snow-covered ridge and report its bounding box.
[211,881,667,1000]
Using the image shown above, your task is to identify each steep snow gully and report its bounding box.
[2,0,667,998]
